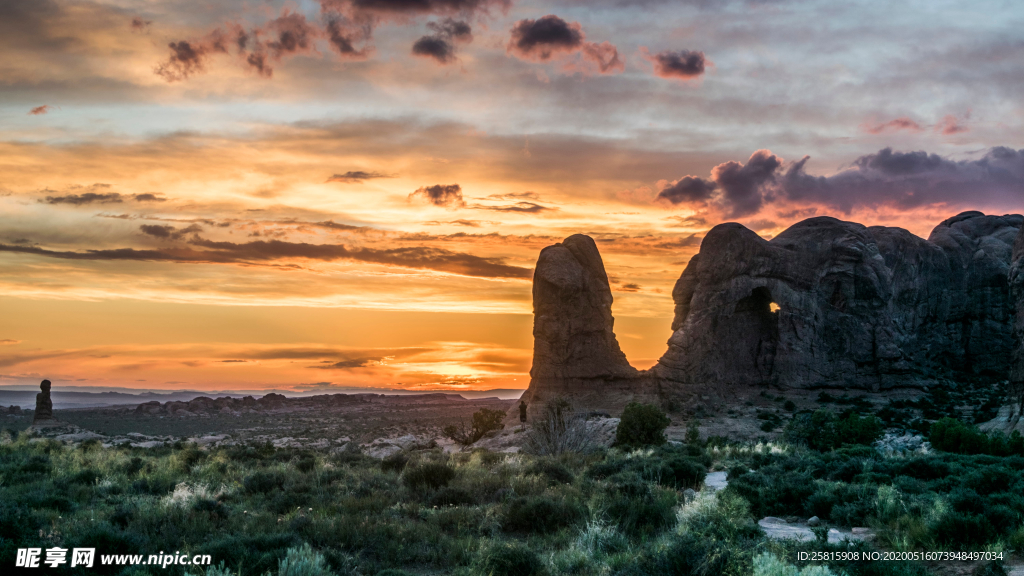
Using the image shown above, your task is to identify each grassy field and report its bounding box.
[2,404,1021,576]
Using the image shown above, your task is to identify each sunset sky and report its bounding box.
[2,0,1023,394]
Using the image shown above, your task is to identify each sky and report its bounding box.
[1,0,1023,394]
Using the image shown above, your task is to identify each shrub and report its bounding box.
[243,470,286,493]
[427,486,476,507]
[785,409,882,451]
[646,532,728,576]
[278,543,335,576]
[503,495,585,534]
[401,462,455,490]
[476,542,545,576]
[296,454,316,473]
[604,476,678,537]
[525,458,574,485]
[660,456,707,490]
[380,452,409,473]
[443,408,507,445]
[524,398,593,455]
[615,402,670,448]
[930,418,998,455]
[933,512,995,548]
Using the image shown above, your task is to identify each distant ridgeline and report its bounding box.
[521,211,1024,415]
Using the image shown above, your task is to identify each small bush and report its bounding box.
[444,407,507,445]
[380,452,409,473]
[785,409,882,451]
[476,542,545,576]
[243,470,286,493]
[525,459,574,485]
[615,402,670,448]
[401,462,455,490]
[428,486,476,507]
[278,543,335,576]
[503,495,585,534]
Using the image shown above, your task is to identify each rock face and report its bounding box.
[33,379,54,423]
[656,212,1022,391]
[520,234,655,417]
[519,212,1022,412]
[1011,225,1024,402]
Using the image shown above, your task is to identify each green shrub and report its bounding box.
[659,456,707,490]
[278,543,335,576]
[525,458,574,485]
[444,407,507,445]
[503,495,585,534]
[427,486,476,507]
[244,470,286,493]
[604,476,678,537]
[476,542,545,576]
[380,452,409,473]
[645,532,728,576]
[785,409,882,451]
[401,462,455,490]
[615,402,670,448]
[928,418,1015,455]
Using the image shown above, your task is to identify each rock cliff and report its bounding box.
[520,212,1022,413]
[1012,225,1024,397]
[656,212,1022,391]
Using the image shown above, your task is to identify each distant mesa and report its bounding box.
[518,211,1024,416]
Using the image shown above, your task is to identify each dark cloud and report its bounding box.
[42,189,169,205]
[325,18,371,58]
[412,19,472,64]
[656,150,781,217]
[486,191,540,201]
[28,105,51,115]
[657,176,716,204]
[341,0,510,16]
[43,192,122,205]
[130,16,151,32]
[139,224,173,238]
[0,237,531,279]
[424,219,482,226]
[508,15,583,60]
[410,184,465,207]
[507,15,622,74]
[711,149,782,217]
[140,224,203,240]
[645,49,706,79]
[863,117,922,134]
[132,193,167,202]
[312,357,381,369]
[155,37,224,82]
[618,283,641,292]
[326,170,390,183]
[478,201,553,213]
[779,146,1024,212]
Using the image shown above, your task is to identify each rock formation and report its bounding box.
[1011,225,1024,405]
[33,379,54,423]
[520,212,1022,412]
[656,212,1021,392]
[519,234,656,418]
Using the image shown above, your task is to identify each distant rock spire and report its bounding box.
[33,379,54,423]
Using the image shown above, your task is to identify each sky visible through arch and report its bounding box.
[1,0,1023,394]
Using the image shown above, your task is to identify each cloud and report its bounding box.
[140,224,203,240]
[132,193,167,202]
[656,150,781,217]
[43,192,122,205]
[644,49,706,79]
[312,357,382,369]
[486,191,540,201]
[412,18,472,64]
[0,340,21,346]
[477,201,553,213]
[326,170,390,183]
[28,105,51,115]
[507,15,623,74]
[0,237,531,279]
[410,184,465,207]
[779,146,1024,212]
[618,283,641,292]
[42,188,170,205]
[862,117,922,134]
[936,114,969,135]
[424,219,482,226]
[130,16,151,32]
[657,176,716,204]
[336,0,510,17]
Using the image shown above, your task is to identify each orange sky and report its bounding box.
[1,0,1022,393]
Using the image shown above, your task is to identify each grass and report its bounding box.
[1,413,1020,576]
